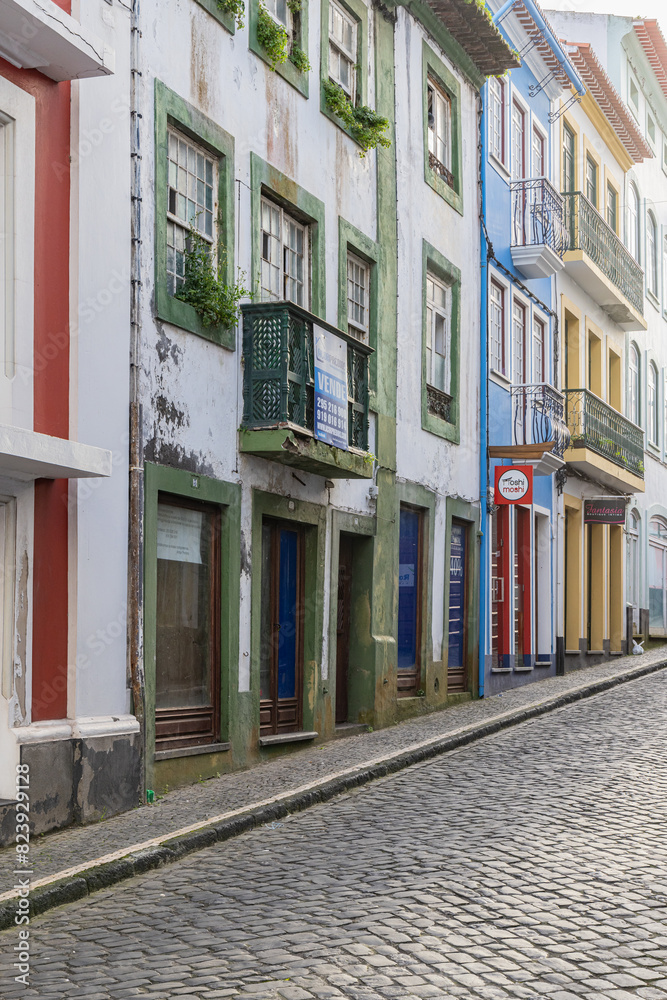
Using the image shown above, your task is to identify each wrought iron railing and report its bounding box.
[510,177,568,257]
[565,388,644,478]
[429,151,455,190]
[510,383,570,459]
[562,192,644,315]
[241,301,371,452]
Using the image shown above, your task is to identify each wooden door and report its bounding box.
[259,521,304,736]
[336,534,353,724]
[447,519,468,692]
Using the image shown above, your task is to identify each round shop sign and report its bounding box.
[495,466,532,504]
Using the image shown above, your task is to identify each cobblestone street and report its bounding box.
[3,669,667,1000]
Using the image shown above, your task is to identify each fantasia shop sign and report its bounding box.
[584,499,627,524]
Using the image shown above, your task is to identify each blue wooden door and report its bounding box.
[260,522,303,735]
[447,520,467,691]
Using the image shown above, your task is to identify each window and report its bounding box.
[647,112,656,146]
[649,518,667,632]
[585,154,597,207]
[606,183,617,233]
[531,126,545,177]
[629,75,639,116]
[489,77,505,164]
[490,280,505,375]
[562,123,575,192]
[426,270,452,398]
[647,211,658,296]
[427,78,452,186]
[511,100,525,180]
[250,0,309,97]
[329,0,357,100]
[663,236,667,311]
[627,512,639,629]
[155,498,221,749]
[166,130,217,297]
[264,0,290,30]
[260,197,308,307]
[648,361,658,445]
[628,183,640,262]
[532,316,545,383]
[346,251,369,341]
[0,114,14,372]
[512,299,526,384]
[397,506,423,695]
[155,81,235,348]
[629,343,640,425]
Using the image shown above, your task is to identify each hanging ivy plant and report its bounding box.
[175,232,250,329]
[217,0,245,29]
[286,0,302,11]
[257,4,289,68]
[289,43,311,73]
[323,80,391,157]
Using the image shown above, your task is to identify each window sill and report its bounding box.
[514,665,533,672]
[535,660,552,668]
[259,730,319,747]
[194,0,236,33]
[489,369,511,389]
[424,156,463,215]
[489,154,510,181]
[491,667,511,673]
[155,741,231,761]
[647,288,660,312]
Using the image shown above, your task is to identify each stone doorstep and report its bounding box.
[0,654,665,931]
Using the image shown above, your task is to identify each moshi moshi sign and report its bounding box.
[494,465,533,505]
[584,499,627,524]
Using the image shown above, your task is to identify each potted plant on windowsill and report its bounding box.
[323,80,391,158]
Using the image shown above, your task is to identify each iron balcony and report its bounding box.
[564,388,645,492]
[510,177,568,279]
[511,382,570,460]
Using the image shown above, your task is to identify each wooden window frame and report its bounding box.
[260,195,310,309]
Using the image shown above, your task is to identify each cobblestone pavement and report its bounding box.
[3,668,667,999]
[1,646,666,897]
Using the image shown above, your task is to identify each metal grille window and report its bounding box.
[647,212,658,296]
[606,183,617,233]
[512,299,526,384]
[347,252,369,342]
[489,280,505,374]
[329,0,357,99]
[585,154,597,208]
[489,77,505,164]
[426,271,452,396]
[260,198,308,307]
[628,184,640,262]
[629,343,640,426]
[532,316,545,383]
[511,101,525,180]
[167,130,216,296]
[427,79,452,182]
[648,361,658,444]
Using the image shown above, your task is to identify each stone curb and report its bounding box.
[1,655,665,932]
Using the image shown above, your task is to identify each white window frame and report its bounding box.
[629,342,640,426]
[584,153,598,208]
[427,77,452,179]
[628,71,640,119]
[264,0,291,31]
[647,110,656,148]
[489,275,507,377]
[532,311,547,384]
[606,181,617,233]
[488,77,505,167]
[426,269,452,397]
[346,250,369,342]
[628,183,640,263]
[647,211,658,297]
[260,196,309,308]
[329,0,357,100]
[531,123,546,179]
[166,128,218,297]
[511,294,528,385]
[510,96,526,181]
[648,360,658,446]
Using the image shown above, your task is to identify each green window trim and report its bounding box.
[154,80,236,349]
[194,0,237,34]
[248,0,310,98]
[250,152,326,318]
[421,239,461,443]
[320,0,368,142]
[143,463,241,790]
[422,40,463,216]
[338,216,380,394]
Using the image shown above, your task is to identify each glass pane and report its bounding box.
[397,508,420,670]
[260,523,273,700]
[156,504,214,710]
[277,529,299,700]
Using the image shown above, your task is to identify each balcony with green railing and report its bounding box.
[564,388,645,491]
[240,301,373,479]
[562,192,646,331]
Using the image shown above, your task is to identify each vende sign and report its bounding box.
[494,465,533,505]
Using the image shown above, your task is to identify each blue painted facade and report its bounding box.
[479,2,582,695]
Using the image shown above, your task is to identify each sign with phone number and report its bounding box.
[314,325,348,451]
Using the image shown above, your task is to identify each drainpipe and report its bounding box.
[478,90,488,700]
[491,0,584,95]
[128,0,146,784]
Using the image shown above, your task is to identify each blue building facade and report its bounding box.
[479,1,583,695]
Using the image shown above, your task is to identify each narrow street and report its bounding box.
[3,669,667,1000]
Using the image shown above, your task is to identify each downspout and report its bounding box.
[478,89,488,700]
[128,0,145,785]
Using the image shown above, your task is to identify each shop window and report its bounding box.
[397,506,423,695]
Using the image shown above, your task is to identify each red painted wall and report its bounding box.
[0,52,72,720]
